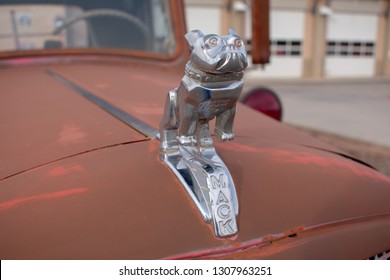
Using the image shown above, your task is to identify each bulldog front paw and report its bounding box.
[215,130,234,142]
[178,135,197,146]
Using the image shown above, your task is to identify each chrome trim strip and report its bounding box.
[47,69,159,139]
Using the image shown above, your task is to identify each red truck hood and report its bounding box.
[0,62,349,179]
[1,62,390,259]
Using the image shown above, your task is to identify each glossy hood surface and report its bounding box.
[1,62,390,259]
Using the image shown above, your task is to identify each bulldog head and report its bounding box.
[185,29,248,74]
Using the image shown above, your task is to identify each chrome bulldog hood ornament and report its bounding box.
[159,29,247,238]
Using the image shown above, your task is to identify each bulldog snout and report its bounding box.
[225,44,237,51]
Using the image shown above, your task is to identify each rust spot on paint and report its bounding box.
[217,142,263,154]
[165,235,272,260]
[271,150,390,183]
[219,142,390,183]
[47,165,84,177]
[0,188,88,211]
[58,124,87,145]
[284,226,304,236]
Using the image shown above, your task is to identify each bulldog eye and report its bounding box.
[207,36,219,48]
[234,38,243,47]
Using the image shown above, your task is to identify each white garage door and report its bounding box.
[325,13,377,77]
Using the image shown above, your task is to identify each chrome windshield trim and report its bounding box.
[47,69,159,139]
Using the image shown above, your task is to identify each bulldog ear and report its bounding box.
[185,30,204,49]
[228,28,237,36]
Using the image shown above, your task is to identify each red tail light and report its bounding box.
[241,87,283,121]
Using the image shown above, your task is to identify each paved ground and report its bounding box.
[245,76,390,177]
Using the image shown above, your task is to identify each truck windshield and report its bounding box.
[0,0,176,55]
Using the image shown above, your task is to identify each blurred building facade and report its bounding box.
[185,0,390,78]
